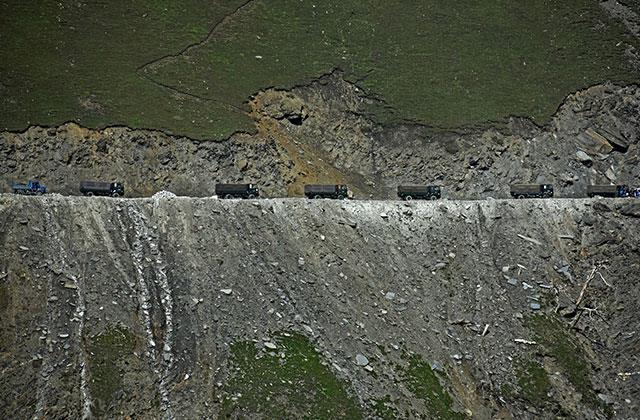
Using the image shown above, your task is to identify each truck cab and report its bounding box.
[111,182,125,197]
[618,185,630,197]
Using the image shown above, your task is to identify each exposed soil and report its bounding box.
[1,74,639,201]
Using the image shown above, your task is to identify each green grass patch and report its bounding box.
[0,0,253,139]
[515,359,551,406]
[371,395,399,420]
[402,354,465,420]
[529,315,612,417]
[220,332,362,419]
[501,383,514,399]
[87,326,136,416]
[1,0,638,139]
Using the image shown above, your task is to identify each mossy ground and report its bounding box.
[220,332,362,419]
[529,315,612,417]
[0,0,253,139]
[1,0,638,139]
[86,326,136,416]
[401,353,465,420]
[515,359,551,406]
[371,395,399,420]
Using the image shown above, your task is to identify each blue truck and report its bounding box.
[12,180,46,195]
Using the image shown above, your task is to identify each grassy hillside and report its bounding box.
[0,0,253,138]
[1,0,638,139]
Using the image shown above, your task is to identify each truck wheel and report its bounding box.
[314,195,322,199]
[430,195,438,200]
[224,194,233,199]
[112,192,121,197]
[337,195,344,200]
[36,191,43,195]
[87,192,94,197]
[517,195,525,199]
[404,195,412,201]
[247,194,255,199]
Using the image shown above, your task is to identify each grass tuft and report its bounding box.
[402,353,465,419]
[515,359,551,406]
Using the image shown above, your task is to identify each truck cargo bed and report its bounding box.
[587,185,628,197]
[80,181,112,192]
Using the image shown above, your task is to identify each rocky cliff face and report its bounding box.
[1,75,639,199]
[1,195,638,418]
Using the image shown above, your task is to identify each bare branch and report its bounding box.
[575,267,597,308]
[597,271,612,288]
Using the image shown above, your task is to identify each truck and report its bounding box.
[215,183,259,199]
[397,185,441,201]
[304,184,352,200]
[586,184,630,198]
[510,184,554,199]
[80,180,125,197]
[12,180,46,195]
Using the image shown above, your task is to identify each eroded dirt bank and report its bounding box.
[1,76,639,199]
[0,195,638,418]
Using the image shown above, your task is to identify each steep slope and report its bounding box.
[2,79,639,199]
[1,195,638,418]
